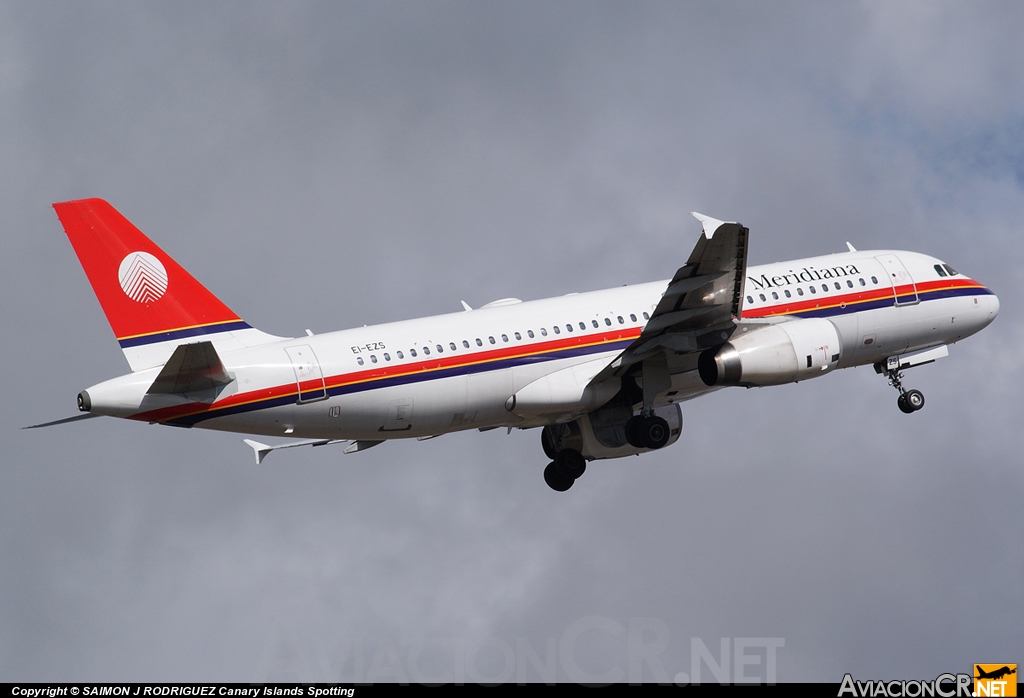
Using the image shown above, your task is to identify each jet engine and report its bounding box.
[698,318,842,387]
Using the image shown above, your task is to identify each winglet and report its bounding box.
[691,212,728,239]
[460,300,472,312]
[243,439,272,465]
[242,436,349,463]
[343,439,383,454]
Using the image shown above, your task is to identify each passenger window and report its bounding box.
[397,351,404,359]
[553,326,561,335]
[784,290,791,298]
[859,278,866,286]
[605,318,612,326]
[488,336,496,344]
[871,276,878,284]
[834,282,841,290]
[746,295,753,304]
[846,280,854,288]
[592,319,599,328]
[577,322,584,330]
[384,353,390,361]
[370,355,378,363]
[643,312,650,320]
[630,314,637,322]
[796,288,804,296]
[450,342,457,351]
[822,284,828,292]
[540,328,548,336]
[462,340,469,348]
[515,332,521,340]
[410,348,417,357]
[436,344,443,353]
[357,357,364,366]
[423,346,430,355]
[772,292,779,300]
[476,338,482,346]
[759,293,766,301]
[501,334,508,342]
[565,324,573,333]
[617,316,624,324]
[809,286,816,295]
[528,330,535,338]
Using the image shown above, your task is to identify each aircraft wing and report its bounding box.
[588,213,749,390]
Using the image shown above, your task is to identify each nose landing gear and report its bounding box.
[885,365,925,414]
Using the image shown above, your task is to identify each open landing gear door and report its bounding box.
[285,345,327,403]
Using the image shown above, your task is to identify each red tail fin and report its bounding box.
[54,199,266,370]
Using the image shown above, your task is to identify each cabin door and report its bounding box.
[876,254,919,305]
[285,345,328,403]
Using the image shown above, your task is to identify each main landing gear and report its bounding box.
[543,448,586,492]
[884,365,925,414]
[538,408,674,492]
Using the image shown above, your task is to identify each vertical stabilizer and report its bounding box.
[54,198,283,370]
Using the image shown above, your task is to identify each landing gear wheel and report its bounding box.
[905,389,925,411]
[544,462,574,492]
[639,415,670,450]
[624,415,644,448]
[555,449,586,479]
[884,364,925,415]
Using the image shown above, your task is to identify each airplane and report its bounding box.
[975,666,1016,681]
[30,198,999,491]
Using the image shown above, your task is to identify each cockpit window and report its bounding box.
[943,264,958,276]
[934,264,948,277]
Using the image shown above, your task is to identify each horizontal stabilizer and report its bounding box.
[24,413,102,429]
[148,341,234,395]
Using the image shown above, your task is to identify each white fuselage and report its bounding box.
[83,249,999,441]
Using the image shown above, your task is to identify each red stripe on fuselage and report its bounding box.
[742,278,985,319]
[130,326,644,423]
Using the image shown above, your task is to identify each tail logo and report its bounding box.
[118,251,168,304]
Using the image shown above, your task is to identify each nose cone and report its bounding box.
[983,289,1000,327]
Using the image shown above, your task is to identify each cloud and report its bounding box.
[2,1,1021,682]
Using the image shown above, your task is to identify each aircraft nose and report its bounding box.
[987,291,1000,322]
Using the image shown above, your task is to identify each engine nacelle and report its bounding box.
[542,403,683,461]
[698,318,842,387]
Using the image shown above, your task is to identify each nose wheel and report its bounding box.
[886,366,925,414]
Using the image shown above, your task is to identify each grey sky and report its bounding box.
[2,2,1021,682]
